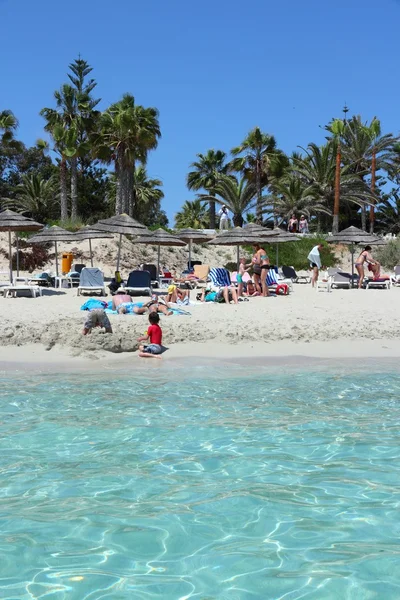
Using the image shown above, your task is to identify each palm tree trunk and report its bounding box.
[115,156,123,215]
[208,187,216,229]
[369,148,376,233]
[127,165,135,218]
[131,161,137,219]
[361,205,367,231]
[60,156,68,220]
[233,213,243,227]
[332,144,341,234]
[70,156,78,219]
[256,162,262,224]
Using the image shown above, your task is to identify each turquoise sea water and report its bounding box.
[1,364,400,599]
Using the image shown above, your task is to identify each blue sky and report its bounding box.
[1,0,399,223]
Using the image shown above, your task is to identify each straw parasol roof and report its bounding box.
[269,227,300,243]
[174,227,214,267]
[208,227,278,269]
[91,214,151,271]
[29,225,80,243]
[137,228,187,247]
[93,213,149,235]
[74,226,114,267]
[0,210,43,283]
[243,223,278,238]
[135,228,187,280]
[327,226,382,245]
[0,209,43,232]
[175,227,213,243]
[29,226,81,277]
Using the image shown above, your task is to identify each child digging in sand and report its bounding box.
[137,312,163,359]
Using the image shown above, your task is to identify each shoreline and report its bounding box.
[1,339,400,374]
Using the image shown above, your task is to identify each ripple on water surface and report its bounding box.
[0,366,400,599]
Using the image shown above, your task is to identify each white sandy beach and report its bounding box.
[0,281,399,369]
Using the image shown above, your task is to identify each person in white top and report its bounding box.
[218,205,229,230]
[307,244,323,287]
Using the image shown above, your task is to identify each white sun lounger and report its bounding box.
[2,285,42,298]
[77,268,106,296]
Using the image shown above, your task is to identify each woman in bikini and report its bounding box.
[252,244,271,297]
[355,245,380,288]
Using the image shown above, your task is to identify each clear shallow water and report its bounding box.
[0,366,400,600]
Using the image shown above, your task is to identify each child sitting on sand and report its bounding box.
[137,312,163,359]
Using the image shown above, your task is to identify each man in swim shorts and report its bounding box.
[82,308,113,335]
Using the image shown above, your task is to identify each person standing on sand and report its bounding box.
[252,244,271,297]
[137,312,163,359]
[307,244,323,287]
[237,257,250,297]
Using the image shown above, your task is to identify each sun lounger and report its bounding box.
[118,270,152,296]
[77,268,106,296]
[27,272,53,287]
[2,284,42,298]
[390,265,400,286]
[366,278,391,290]
[142,264,159,287]
[193,264,210,282]
[330,272,352,289]
[281,265,310,284]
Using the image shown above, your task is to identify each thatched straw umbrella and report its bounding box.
[327,226,383,286]
[74,226,113,267]
[92,214,150,271]
[29,226,80,277]
[0,210,43,283]
[174,228,214,268]
[135,228,186,282]
[268,227,300,267]
[207,227,277,269]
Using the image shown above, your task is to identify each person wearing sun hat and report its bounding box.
[299,215,309,234]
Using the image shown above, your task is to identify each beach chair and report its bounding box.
[316,270,332,292]
[209,267,232,289]
[390,265,400,286]
[77,268,106,296]
[119,270,152,296]
[281,265,310,284]
[27,272,53,287]
[193,264,210,285]
[330,271,352,289]
[142,264,159,287]
[188,260,202,270]
[366,278,391,290]
[265,268,290,294]
[2,284,42,298]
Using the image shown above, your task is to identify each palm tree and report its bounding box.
[375,190,400,234]
[230,127,284,224]
[187,149,228,228]
[330,119,345,234]
[2,173,59,223]
[175,199,209,229]
[0,110,18,144]
[326,115,395,231]
[199,174,258,227]
[96,94,160,216]
[293,142,378,232]
[268,174,330,225]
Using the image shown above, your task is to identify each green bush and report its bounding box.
[48,217,86,232]
[375,238,400,269]
[271,236,337,270]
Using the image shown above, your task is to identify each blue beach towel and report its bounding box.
[80,298,108,311]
